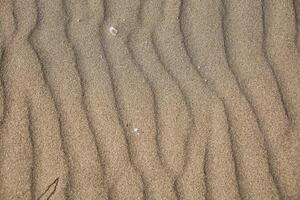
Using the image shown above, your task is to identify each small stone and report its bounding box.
[109,26,118,36]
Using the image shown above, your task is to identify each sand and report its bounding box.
[0,0,299,199]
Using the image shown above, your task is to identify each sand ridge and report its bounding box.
[0,0,299,199]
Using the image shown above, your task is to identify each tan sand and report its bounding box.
[0,0,299,199]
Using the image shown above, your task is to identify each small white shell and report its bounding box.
[133,128,140,135]
[109,26,118,36]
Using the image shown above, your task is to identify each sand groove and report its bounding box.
[0,0,299,199]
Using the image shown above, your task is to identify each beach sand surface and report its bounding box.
[0,0,299,199]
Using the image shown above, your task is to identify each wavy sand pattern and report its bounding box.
[0,0,299,199]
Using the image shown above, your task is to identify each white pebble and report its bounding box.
[109,26,118,36]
